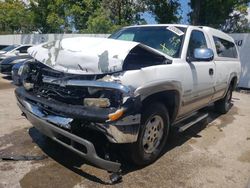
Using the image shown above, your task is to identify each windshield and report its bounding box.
[109,26,186,58]
[1,45,19,52]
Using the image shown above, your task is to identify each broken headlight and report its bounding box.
[20,62,35,91]
[84,98,110,108]
[23,81,34,90]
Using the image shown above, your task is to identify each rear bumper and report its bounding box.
[17,96,121,172]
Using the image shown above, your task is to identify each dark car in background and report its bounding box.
[0,45,9,50]
[0,55,32,75]
[0,45,20,55]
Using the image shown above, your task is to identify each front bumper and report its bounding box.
[0,64,13,75]
[15,87,141,172]
[17,98,121,172]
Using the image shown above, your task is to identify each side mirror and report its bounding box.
[193,48,214,61]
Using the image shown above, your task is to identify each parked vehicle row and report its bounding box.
[0,45,9,50]
[0,44,33,84]
[0,44,32,58]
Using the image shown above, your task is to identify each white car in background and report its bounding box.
[0,44,32,61]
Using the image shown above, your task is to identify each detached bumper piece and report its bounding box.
[15,88,122,182]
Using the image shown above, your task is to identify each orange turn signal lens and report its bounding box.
[108,108,125,121]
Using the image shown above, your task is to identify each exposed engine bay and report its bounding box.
[22,61,123,108]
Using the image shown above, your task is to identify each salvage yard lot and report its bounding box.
[0,73,250,188]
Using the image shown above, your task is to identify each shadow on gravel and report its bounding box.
[29,103,237,185]
[0,75,15,90]
[28,128,112,185]
[121,105,223,174]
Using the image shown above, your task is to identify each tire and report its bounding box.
[126,102,170,166]
[214,85,233,114]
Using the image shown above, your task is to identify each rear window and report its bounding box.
[213,36,238,58]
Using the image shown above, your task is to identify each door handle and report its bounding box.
[209,68,214,75]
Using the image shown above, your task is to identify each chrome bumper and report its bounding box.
[15,87,141,144]
[17,99,121,172]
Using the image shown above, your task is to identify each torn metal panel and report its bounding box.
[28,37,171,75]
[28,37,138,74]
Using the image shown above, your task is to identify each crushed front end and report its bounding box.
[15,60,141,173]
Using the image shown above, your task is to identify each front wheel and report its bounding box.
[126,102,170,166]
[214,85,233,114]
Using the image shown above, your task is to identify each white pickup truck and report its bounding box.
[15,24,241,182]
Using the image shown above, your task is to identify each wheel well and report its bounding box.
[230,76,238,90]
[142,91,180,123]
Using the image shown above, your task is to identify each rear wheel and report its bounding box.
[214,85,233,114]
[126,102,170,166]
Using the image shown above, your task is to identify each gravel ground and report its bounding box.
[0,73,250,188]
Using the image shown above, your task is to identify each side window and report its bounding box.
[17,46,30,53]
[187,30,207,59]
[213,37,238,58]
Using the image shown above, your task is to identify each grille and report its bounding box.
[29,62,122,107]
[33,83,89,105]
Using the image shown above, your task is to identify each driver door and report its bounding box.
[181,29,216,114]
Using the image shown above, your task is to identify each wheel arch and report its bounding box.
[221,72,238,99]
[230,75,238,90]
[135,81,182,123]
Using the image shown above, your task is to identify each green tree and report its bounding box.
[65,0,101,31]
[101,0,144,25]
[30,0,100,33]
[30,0,66,33]
[223,4,250,33]
[86,7,114,33]
[143,0,181,23]
[86,0,145,33]
[0,1,34,34]
[189,0,250,32]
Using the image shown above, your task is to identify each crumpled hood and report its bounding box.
[28,37,170,75]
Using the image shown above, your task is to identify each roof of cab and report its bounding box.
[201,26,234,42]
[124,24,189,29]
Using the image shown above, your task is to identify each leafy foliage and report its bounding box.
[143,0,181,23]
[0,0,249,34]
[223,3,250,33]
[189,0,250,32]
[85,7,114,33]
[0,1,34,34]
[86,0,146,33]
